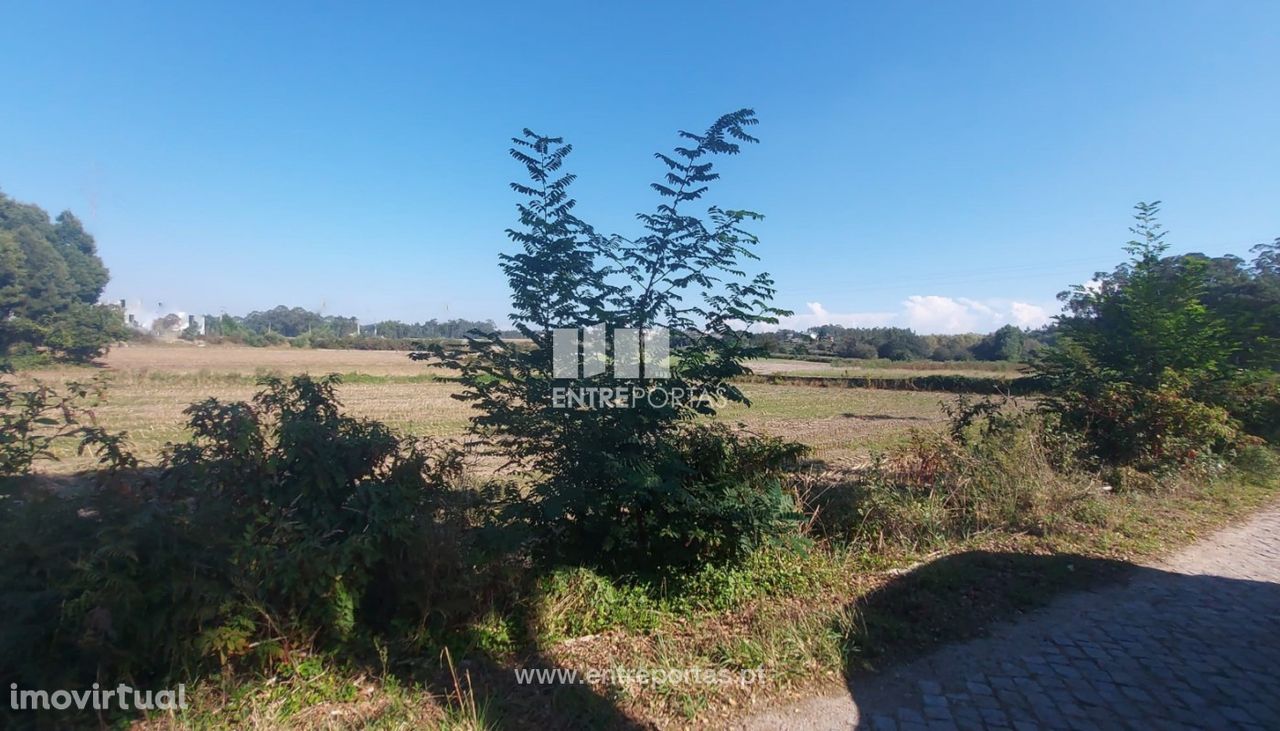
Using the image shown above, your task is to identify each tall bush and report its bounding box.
[422,111,803,573]
[1,375,478,693]
[1035,202,1243,469]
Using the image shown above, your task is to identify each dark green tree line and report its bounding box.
[751,325,1050,363]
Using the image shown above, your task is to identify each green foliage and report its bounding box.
[530,540,841,643]
[423,111,804,575]
[532,422,807,574]
[1179,240,1280,371]
[1038,344,1238,470]
[0,376,109,478]
[838,340,881,359]
[203,307,500,343]
[0,375,485,697]
[40,300,130,361]
[755,325,1047,363]
[363,317,503,339]
[203,305,358,338]
[1054,202,1235,387]
[51,211,110,304]
[973,324,1026,361]
[743,371,1042,395]
[1212,369,1280,444]
[876,327,932,361]
[531,567,665,642]
[1035,202,1263,468]
[0,190,120,364]
[667,542,843,612]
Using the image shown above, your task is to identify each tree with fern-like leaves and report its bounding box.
[418,110,804,574]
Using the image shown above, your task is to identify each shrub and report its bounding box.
[0,375,484,696]
[1038,343,1239,470]
[1211,370,1280,444]
[530,422,807,574]
[804,397,1100,549]
[0,375,108,478]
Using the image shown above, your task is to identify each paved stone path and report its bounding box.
[741,506,1280,730]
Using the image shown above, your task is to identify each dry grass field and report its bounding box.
[748,356,1025,379]
[104,342,444,376]
[19,344,951,473]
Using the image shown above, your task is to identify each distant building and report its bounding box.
[119,298,205,338]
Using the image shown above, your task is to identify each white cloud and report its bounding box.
[771,296,1053,335]
[1009,301,1050,328]
[903,296,992,333]
[777,301,898,330]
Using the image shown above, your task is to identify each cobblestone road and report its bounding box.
[741,506,1280,730]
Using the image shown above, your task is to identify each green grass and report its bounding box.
[141,666,448,730]
[500,449,1280,726]
[11,346,1279,729]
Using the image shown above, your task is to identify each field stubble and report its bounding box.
[20,345,948,472]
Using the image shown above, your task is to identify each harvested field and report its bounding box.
[748,357,1025,379]
[21,344,949,472]
[101,342,443,376]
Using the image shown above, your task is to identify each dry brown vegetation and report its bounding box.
[20,344,949,472]
[748,357,1024,379]
[103,343,446,376]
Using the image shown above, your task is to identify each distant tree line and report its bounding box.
[364,318,504,339]
[203,306,358,339]
[756,239,1280,367]
[201,305,509,348]
[1157,248,1280,372]
[0,190,125,364]
[751,324,1053,363]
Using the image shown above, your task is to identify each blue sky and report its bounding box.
[2,1,1277,333]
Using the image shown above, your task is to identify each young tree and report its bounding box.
[421,111,801,572]
[1035,202,1239,467]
